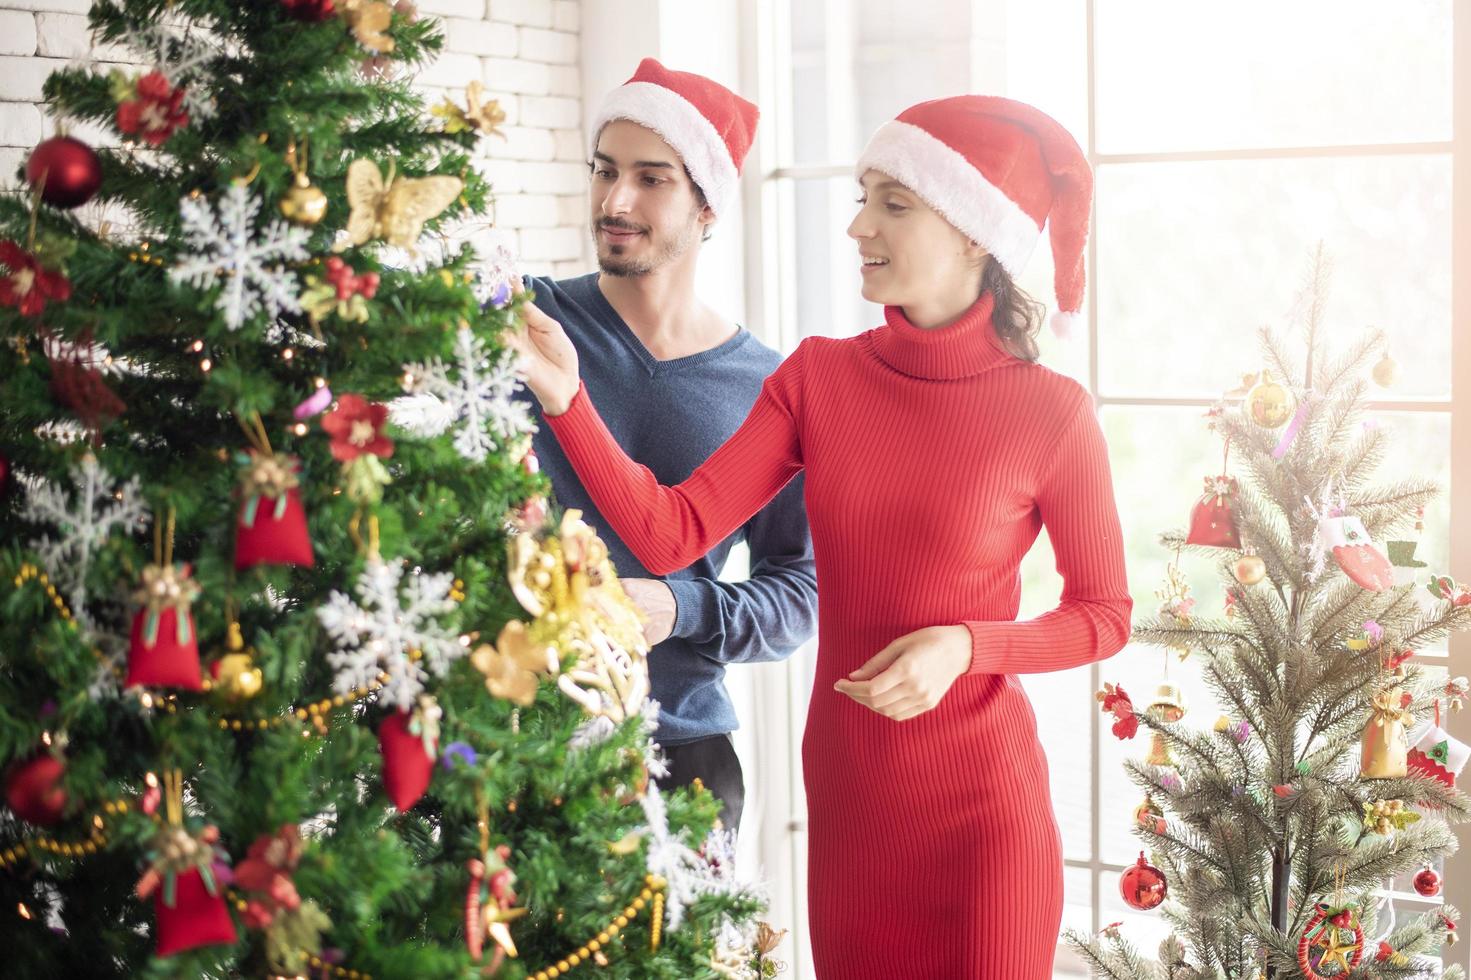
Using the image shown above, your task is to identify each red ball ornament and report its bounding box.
[1414,866,1443,897]
[1119,851,1167,910]
[5,754,68,826]
[26,136,103,209]
[0,451,9,496]
[282,0,336,20]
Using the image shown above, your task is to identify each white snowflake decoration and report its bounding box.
[637,784,759,932]
[390,325,535,462]
[472,245,520,308]
[171,183,309,331]
[124,24,221,120]
[41,334,129,377]
[569,698,669,778]
[20,455,148,626]
[317,558,464,711]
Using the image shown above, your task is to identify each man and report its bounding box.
[519,59,817,830]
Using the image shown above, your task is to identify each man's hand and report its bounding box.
[622,578,677,647]
[501,283,581,416]
[833,625,972,721]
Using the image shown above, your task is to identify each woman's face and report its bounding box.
[846,169,984,310]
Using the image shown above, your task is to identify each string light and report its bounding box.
[199,358,213,373]
[281,347,294,361]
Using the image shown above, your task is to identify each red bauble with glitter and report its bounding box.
[5,754,67,826]
[26,136,102,209]
[1119,852,1167,910]
[1414,866,1443,897]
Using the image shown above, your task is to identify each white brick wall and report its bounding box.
[0,0,590,275]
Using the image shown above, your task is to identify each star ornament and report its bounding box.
[1314,927,1360,975]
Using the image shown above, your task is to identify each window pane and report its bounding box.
[782,177,883,341]
[1003,0,1089,149]
[783,0,973,166]
[1021,666,1093,862]
[1096,155,1451,398]
[1054,866,1096,978]
[1094,0,1452,153]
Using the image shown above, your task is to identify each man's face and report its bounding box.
[589,120,712,277]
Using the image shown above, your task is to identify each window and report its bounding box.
[740,2,1467,976]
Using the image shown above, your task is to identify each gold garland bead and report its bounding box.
[296,708,310,720]
[597,930,611,943]
[557,960,570,972]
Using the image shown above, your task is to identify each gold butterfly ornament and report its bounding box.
[432,81,508,138]
[341,0,395,53]
[344,158,463,250]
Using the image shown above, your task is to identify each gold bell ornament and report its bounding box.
[1145,683,1187,767]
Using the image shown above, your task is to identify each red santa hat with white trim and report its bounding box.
[855,95,1092,337]
[590,58,759,220]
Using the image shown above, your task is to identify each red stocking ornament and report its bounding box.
[1407,723,1470,789]
[126,563,203,690]
[1314,509,1393,592]
[235,450,314,569]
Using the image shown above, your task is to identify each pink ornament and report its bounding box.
[293,386,333,420]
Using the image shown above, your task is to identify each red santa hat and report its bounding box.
[855,96,1092,336]
[590,58,759,219]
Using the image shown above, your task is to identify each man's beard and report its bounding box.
[594,216,701,277]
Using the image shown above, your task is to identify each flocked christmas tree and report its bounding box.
[1068,247,1471,979]
[0,2,773,977]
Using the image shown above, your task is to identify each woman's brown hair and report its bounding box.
[982,259,1046,363]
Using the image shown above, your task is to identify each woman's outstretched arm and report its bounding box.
[507,299,807,575]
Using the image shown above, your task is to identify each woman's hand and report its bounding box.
[503,292,581,416]
[834,625,972,721]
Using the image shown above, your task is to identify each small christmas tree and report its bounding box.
[1069,247,1471,979]
[0,2,764,977]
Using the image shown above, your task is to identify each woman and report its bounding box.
[509,96,1131,978]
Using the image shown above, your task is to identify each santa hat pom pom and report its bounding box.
[1049,309,1079,340]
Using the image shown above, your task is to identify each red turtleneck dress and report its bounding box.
[545,293,1132,978]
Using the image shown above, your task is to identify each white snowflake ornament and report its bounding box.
[317,558,464,710]
[171,184,309,331]
[389,325,535,462]
[20,455,148,626]
[637,784,759,932]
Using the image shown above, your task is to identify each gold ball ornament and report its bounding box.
[1372,352,1400,388]
[1234,553,1266,586]
[213,653,263,699]
[278,172,328,226]
[1245,373,1293,428]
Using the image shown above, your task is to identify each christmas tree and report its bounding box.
[1068,248,1471,980]
[0,2,767,977]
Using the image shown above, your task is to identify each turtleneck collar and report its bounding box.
[867,291,1017,381]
